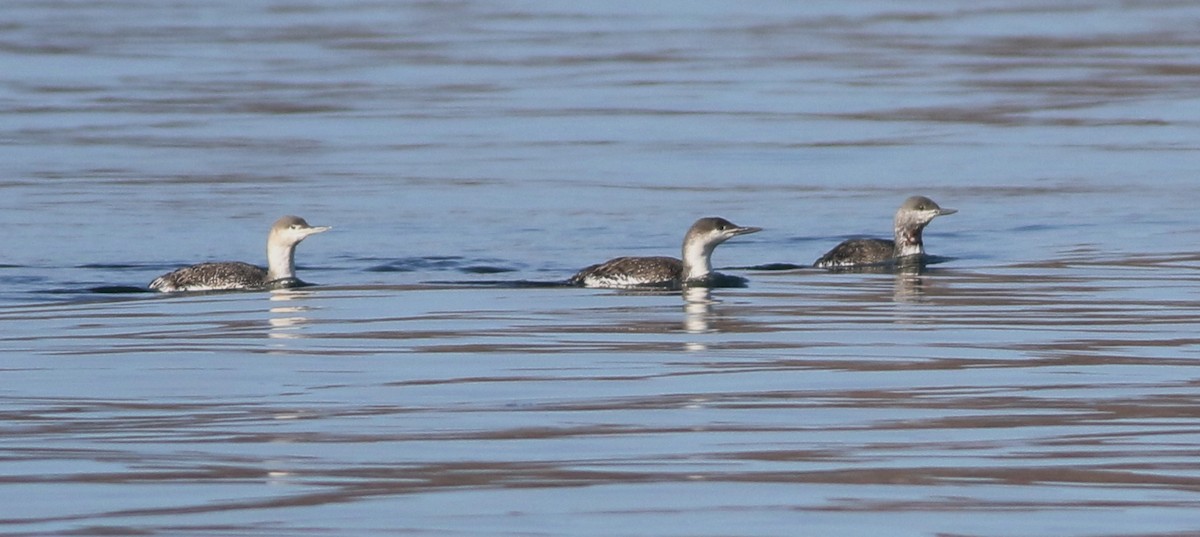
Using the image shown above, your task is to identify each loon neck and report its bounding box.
[893,222,926,258]
[681,240,714,280]
[266,241,298,281]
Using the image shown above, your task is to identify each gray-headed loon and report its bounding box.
[814,196,955,268]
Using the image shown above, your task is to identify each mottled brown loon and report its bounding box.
[150,215,330,292]
[569,217,761,288]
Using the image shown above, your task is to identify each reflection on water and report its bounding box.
[683,286,712,351]
[4,0,1200,535]
[267,288,316,340]
[5,256,1200,535]
[892,269,927,304]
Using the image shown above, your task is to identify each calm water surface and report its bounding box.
[3,1,1200,536]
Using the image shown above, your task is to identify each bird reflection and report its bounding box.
[892,266,927,303]
[683,286,715,351]
[820,258,932,303]
[268,288,316,339]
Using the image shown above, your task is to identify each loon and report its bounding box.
[569,217,761,288]
[149,215,330,292]
[814,195,956,268]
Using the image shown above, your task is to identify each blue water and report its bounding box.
[3,1,1200,535]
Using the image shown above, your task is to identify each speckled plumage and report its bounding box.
[813,238,895,268]
[149,262,274,292]
[568,256,684,288]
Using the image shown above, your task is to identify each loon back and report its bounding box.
[813,238,895,268]
[149,261,273,292]
[568,256,684,288]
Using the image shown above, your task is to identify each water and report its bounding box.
[3,1,1200,535]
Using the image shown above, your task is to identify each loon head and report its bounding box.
[681,217,762,280]
[264,215,330,282]
[892,196,954,256]
[269,215,331,247]
[894,196,955,231]
[685,217,762,249]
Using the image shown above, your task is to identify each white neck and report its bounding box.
[266,240,297,281]
[893,221,926,258]
[896,239,924,257]
[682,240,713,280]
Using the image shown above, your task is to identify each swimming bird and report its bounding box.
[149,215,330,292]
[569,217,761,288]
[814,195,956,268]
